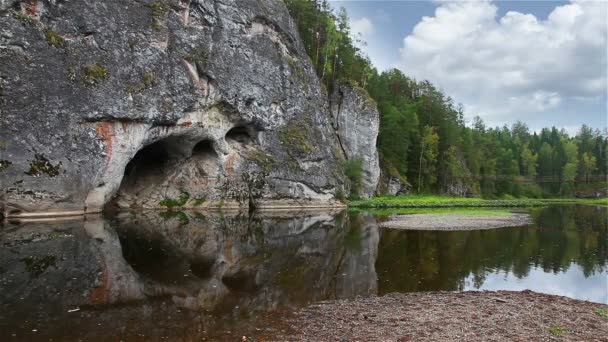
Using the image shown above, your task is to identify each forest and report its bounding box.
[284,0,607,198]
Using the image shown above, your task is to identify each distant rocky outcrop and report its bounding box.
[330,83,380,198]
[0,0,380,218]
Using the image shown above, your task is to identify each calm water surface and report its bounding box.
[0,204,606,340]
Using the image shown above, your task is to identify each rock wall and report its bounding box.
[330,83,380,198]
[0,0,369,217]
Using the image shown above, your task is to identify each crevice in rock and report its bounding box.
[332,90,348,160]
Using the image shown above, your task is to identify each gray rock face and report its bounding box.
[330,83,380,198]
[0,0,360,217]
[376,165,411,196]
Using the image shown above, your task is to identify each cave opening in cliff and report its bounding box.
[109,139,177,209]
[192,140,217,158]
[226,126,253,146]
[123,140,170,187]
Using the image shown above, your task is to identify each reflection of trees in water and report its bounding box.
[376,205,608,294]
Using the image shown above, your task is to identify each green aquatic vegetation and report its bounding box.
[82,63,108,86]
[25,154,61,177]
[193,212,207,221]
[45,29,66,48]
[159,192,190,208]
[158,211,189,225]
[21,255,57,277]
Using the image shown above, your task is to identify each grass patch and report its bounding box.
[349,195,608,209]
[159,192,190,208]
[595,308,608,318]
[351,207,513,217]
[548,325,567,337]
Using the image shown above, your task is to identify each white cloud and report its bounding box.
[398,0,608,124]
[350,16,374,46]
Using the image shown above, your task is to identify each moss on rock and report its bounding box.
[45,30,66,48]
[25,154,61,177]
[82,63,108,86]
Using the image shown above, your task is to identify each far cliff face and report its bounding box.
[0,0,380,217]
[331,83,381,199]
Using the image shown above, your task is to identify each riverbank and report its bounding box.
[349,195,608,208]
[379,212,532,230]
[269,291,608,341]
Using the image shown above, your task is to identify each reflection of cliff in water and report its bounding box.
[0,210,379,340]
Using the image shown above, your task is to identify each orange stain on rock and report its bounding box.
[225,153,237,177]
[181,121,193,127]
[95,122,114,161]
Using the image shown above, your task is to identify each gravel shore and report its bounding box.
[380,213,532,230]
[271,291,608,341]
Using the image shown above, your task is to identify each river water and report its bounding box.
[0,204,606,340]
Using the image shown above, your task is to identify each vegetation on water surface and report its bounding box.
[158,210,189,225]
[287,0,607,198]
[349,195,608,208]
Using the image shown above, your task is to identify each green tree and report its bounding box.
[581,152,597,182]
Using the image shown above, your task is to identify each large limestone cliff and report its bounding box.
[0,0,379,218]
[331,83,380,198]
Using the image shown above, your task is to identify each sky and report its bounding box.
[329,0,608,136]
